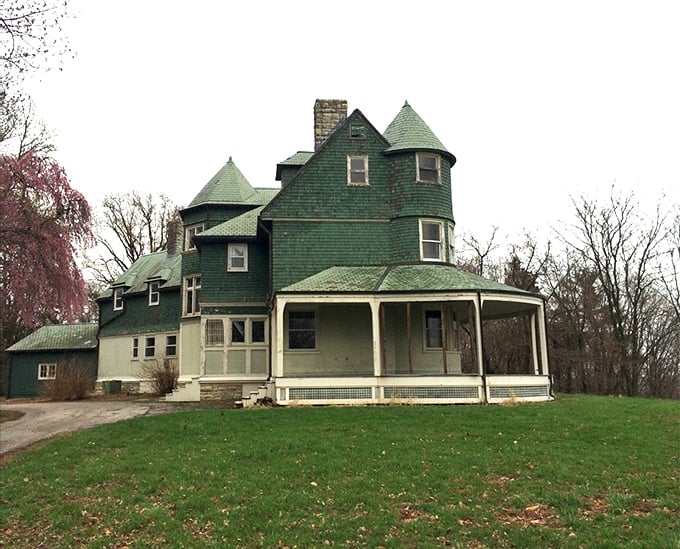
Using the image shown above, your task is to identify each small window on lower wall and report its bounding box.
[288,311,316,350]
[38,363,57,380]
[165,335,177,357]
[145,336,156,358]
[132,337,139,359]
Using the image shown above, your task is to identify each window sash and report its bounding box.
[288,311,316,350]
[420,221,443,261]
[347,156,368,185]
[148,282,160,305]
[185,224,204,250]
[113,288,124,310]
[165,335,177,357]
[424,310,443,349]
[417,153,440,184]
[38,363,57,380]
[228,244,248,272]
[145,337,156,358]
[132,337,139,359]
[184,276,201,316]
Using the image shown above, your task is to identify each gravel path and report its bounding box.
[0,399,181,456]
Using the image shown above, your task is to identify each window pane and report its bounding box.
[206,319,224,345]
[423,242,441,259]
[350,171,366,184]
[252,320,265,343]
[420,156,437,170]
[231,256,245,268]
[289,312,315,349]
[289,330,315,349]
[350,157,365,170]
[422,223,440,241]
[231,320,245,343]
[425,311,443,348]
[166,335,177,356]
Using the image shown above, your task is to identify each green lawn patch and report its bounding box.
[1,394,678,547]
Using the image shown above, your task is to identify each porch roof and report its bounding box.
[279,265,535,295]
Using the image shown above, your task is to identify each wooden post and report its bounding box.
[406,303,413,374]
[440,304,448,374]
[380,303,387,375]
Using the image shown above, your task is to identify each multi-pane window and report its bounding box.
[185,223,204,250]
[38,363,57,380]
[145,336,156,358]
[347,155,368,185]
[166,335,177,357]
[148,281,160,306]
[132,337,139,359]
[227,243,248,272]
[288,311,316,350]
[417,153,440,184]
[420,220,444,261]
[113,287,124,311]
[184,275,201,316]
[206,319,225,346]
[424,310,443,349]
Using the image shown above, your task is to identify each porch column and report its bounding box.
[274,298,286,377]
[369,299,382,377]
[530,312,539,375]
[474,297,484,376]
[537,301,549,375]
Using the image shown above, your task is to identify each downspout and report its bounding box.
[259,219,274,382]
[477,291,487,404]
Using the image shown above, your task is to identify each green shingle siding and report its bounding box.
[99,289,181,337]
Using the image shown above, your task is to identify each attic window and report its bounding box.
[349,124,366,139]
[417,153,440,184]
[347,156,368,185]
[113,287,124,311]
[148,281,160,306]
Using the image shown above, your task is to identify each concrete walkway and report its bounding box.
[0,399,180,456]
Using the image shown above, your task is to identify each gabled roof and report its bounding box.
[104,251,182,298]
[199,205,265,238]
[187,157,259,208]
[279,264,533,295]
[7,324,98,352]
[275,151,314,180]
[383,101,456,163]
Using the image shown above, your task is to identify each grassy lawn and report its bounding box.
[1,394,678,548]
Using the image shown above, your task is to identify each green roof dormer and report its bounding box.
[187,157,259,208]
[383,101,456,164]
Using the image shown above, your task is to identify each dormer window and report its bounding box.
[347,155,368,185]
[185,223,204,250]
[148,281,160,306]
[349,123,366,139]
[417,153,440,184]
[113,287,124,311]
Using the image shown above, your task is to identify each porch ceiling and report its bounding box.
[279,265,536,296]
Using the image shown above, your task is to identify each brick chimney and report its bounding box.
[314,99,347,150]
[166,212,183,256]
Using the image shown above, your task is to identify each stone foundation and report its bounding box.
[200,382,243,402]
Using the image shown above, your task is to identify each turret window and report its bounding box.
[347,155,368,185]
[420,220,444,262]
[417,153,440,184]
[185,223,204,250]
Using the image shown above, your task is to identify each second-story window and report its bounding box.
[347,155,368,185]
[416,153,440,184]
[183,275,201,316]
[420,220,444,262]
[148,281,160,306]
[227,243,248,272]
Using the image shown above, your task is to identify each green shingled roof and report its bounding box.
[383,101,455,162]
[187,157,259,208]
[280,264,532,294]
[7,324,98,352]
[200,205,264,238]
[104,251,181,298]
[278,151,314,166]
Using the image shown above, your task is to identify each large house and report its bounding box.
[96,99,553,405]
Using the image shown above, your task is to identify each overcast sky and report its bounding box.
[22,0,680,242]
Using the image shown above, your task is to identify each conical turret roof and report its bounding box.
[383,101,455,162]
[187,157,258,208]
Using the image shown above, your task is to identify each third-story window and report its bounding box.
[227,243,248,272]
[185,223,204,250]
[417,153,440,184]
[148,281,160,306]
[288,311,316,350]
[420,220,444,262]
[183,275,201,316]
[347,155,368,185]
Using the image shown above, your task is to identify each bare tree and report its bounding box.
[85,191,179,286]
[0,90,53,156]
[457,226,501,277]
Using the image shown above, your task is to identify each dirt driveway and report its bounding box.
[0,398,183,456]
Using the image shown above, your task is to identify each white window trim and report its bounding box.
[183,275,201,317]
[38,363,57,380]
[419,219,444,262]
[132,337,139,360]
[227,243,248,272]
[416,153,441,184]
[144,336,156,359]
[229,317,268,346]
[165,334,178,357]
[113,287,124,311]
[184,223,204,251]
[347,155,369,186]
[447,223,455,264]
[205,318,225,347]
[148,281,160,306]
